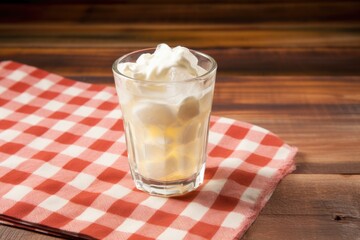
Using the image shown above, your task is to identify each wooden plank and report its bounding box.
[1,70,356,106]
[263,174,360,215]
[208,77,360,174]
[0,2,359,23]
[0,224,59,240]
[0,0,354,4]
[245,174,360,239]
[2,47,360,76]
[243,215,360,240]
[0,23,359,48]
[211,76,360,105]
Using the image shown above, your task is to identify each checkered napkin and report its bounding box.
[0,61,297,240]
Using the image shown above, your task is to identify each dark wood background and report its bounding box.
[0,1,359,239]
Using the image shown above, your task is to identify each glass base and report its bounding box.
[131,164,205,197]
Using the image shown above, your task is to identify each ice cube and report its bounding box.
[137,143,166,179]
[166,145,199,180]
[179,121,200,144]
[164,124,181,144]
[134,102,176,126]
[144,144,166,162]
[144,125,168,145]
[139,145,180,181]
[168,67,196,82]
[178,96,200,122]
[137,83,167,98]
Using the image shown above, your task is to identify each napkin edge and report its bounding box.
[235,146,298,239]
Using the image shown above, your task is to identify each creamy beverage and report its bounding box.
[112,44,217,196]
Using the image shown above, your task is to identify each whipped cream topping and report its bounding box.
[118,43,206,81]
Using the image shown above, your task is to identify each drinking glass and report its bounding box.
[112,48,217,196]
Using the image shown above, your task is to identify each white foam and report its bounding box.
[118,43,204,82]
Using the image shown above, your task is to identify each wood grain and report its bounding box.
[1,23,359,48]
[243,215,360,240]
[245,174,360,239]
[0,225,59,240]
[1,2,359,23]
[2,47,360,76]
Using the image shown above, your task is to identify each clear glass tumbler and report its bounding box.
[112,48,217,197]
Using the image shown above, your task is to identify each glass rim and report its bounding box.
[112,47,217,84]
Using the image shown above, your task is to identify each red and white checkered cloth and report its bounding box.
[0,61,297,240]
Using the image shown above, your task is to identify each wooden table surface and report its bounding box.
[1,1,359,239]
